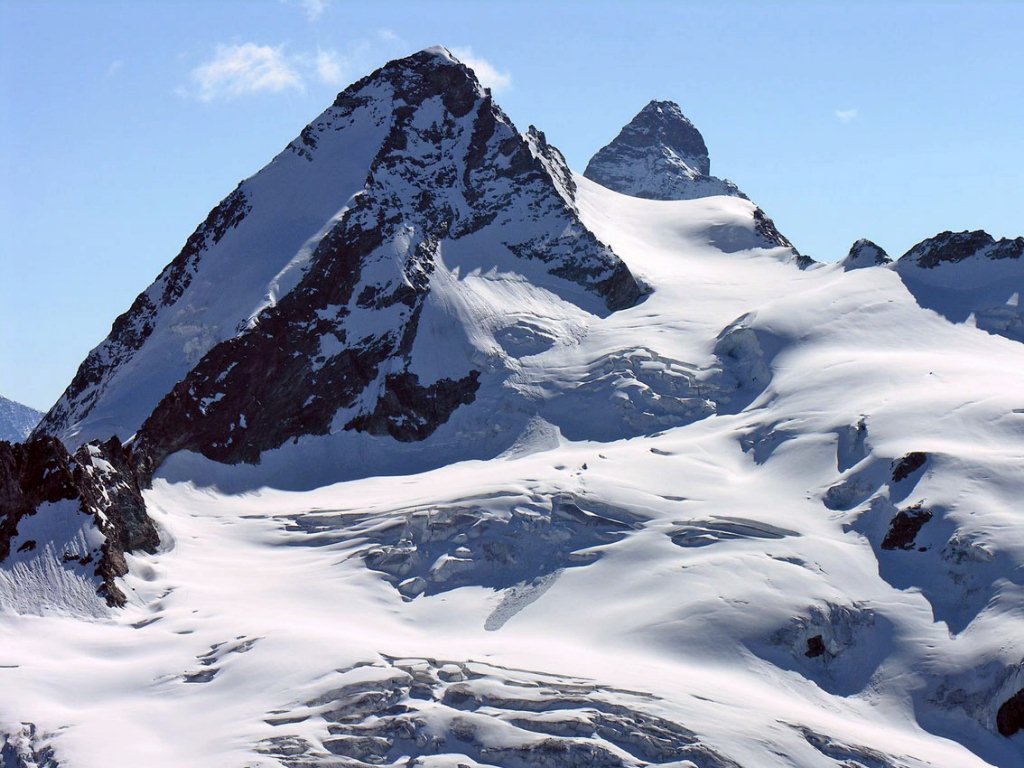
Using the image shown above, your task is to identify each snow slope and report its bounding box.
[0,395,42,442]
[4,170,1024,767]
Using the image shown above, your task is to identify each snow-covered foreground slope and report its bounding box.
[4,178,1024,767]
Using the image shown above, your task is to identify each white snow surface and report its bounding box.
[4,181,1024,766]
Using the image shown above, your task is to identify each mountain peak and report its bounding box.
[841,238,891,270]
[625,100,711,175]
[583,100,744,201]
[37,47,642,474]
[332,46,484,120]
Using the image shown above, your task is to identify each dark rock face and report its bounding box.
[584,100,745,201]
[901,230,1023,269]
[345,371,481,442]
[842,239,892,270]
[881,504,933,551]
[997,688,1024,737]
[892,451,927,483]
[805,635,826,658]
[1,723,59,768]
[0,435,156,607]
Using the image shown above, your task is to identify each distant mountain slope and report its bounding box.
[0,395,42,442]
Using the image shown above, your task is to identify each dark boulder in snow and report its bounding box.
[998,688,1024,737]
[1,723,58,768]
[881,504,933,551]
[891,451,927,483]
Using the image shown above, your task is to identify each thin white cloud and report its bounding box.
[450,47,512,93]
[315,49,345,86]
[835,108,859,123]
[188,43,303,102]
[180,32,410,102]
[303,0,328,20]
[105,60,123,78]
[282,0,328,21]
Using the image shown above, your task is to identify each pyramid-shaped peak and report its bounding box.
[608,100,710,176]
[583,100,746,202]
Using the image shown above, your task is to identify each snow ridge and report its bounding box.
[895,230,1024,342]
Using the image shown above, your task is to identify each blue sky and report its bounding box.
[2,0,1022,410]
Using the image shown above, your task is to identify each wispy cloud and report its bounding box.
[180,31,410,103]
[105,60,123,78]
[188,43,303,102]
[314,49,345,86]
[835,108,859,124]
[450,47,512,93]
[283,0,329,22]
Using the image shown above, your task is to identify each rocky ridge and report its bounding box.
[0,435,156,608]
[584,100,807,264]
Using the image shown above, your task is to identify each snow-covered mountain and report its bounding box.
[36,47,641,459]
[584,100,745,202]
[0,395,42,442]
[5,47,1024,768]
[583,100,809,269]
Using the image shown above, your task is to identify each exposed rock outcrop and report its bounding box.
[0,435,156,607]
[881,504,933,551]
